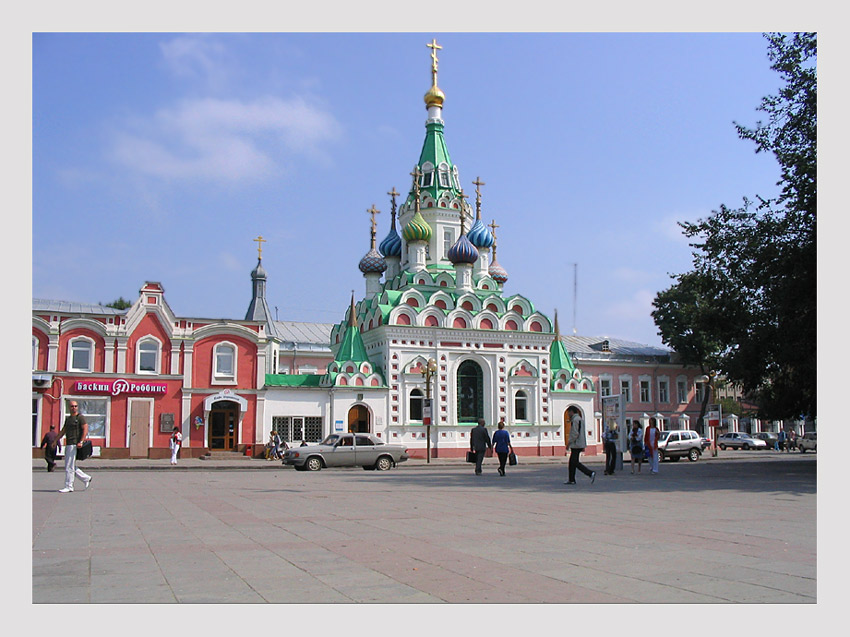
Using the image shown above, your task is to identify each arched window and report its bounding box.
[213,342,236,383]
[456,360,484,423]
[136,338,160,374]
[515,390,528,421]
[68,337,94,373]
[409,388,424,421]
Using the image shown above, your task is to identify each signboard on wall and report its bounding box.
[74,379,168,396]
[334,419,344,432]
[707,404,722,428]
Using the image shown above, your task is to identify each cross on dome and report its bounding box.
[253,235,266,260]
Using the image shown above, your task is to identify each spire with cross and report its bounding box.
[367,205,380,249]
[253,235,266,261]
[473,177,485,220]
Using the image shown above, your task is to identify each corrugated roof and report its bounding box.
[561,335,672,361]
[273,321,333,348]
[33,299,126,315]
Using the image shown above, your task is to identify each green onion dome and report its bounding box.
[401,211,433,243]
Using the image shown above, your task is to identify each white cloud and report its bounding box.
[107,96,342,183]
[159,36,230,89]
[604,288,656,322]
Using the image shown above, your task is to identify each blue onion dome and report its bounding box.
[467,217,494,249]
[489,258,508,284]
[402,211,433,243]
[359,248,387,274]
[379,227,402,258]
[447,233,479,265]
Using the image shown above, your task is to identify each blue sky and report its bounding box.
[33,32,787,346]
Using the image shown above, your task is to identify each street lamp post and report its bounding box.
[421,358,438,463]
[696,371,719,456]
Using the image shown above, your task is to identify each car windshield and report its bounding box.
[657,431,670,441]
[320,435,340,446]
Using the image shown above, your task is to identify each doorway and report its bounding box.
[209,401,240,450]
[347,405,370,433]
[456,359,483,424]
[129,399,152,458]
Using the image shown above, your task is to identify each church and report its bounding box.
[32,40,723,460]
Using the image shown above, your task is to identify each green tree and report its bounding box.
[654,33,816,420]
[103,296,133,310]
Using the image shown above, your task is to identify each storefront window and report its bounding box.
[67,398,108,438]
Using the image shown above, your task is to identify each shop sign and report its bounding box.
[74,379,168,396]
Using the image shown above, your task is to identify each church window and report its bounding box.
[456,360,484,423]
[425,315,439,327]
[443,229,454,256]
[435,299,447,309]
[461,301,473,311]
[530,321,542,332]
[515,390,528,421]
[438,169,450,188]
[409,388,424,421]
[480,318,493,330]
[505,320,518,331]
[420,171,433,188]
[397,313,411,326]
[453,317,467,329]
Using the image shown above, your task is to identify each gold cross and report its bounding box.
[473,176,485,219]
[387,187,399,219]
[367,204,380,237]
[426,38,442,77]
[253,235,267,260]
[489,220,500,243]
[458,190,470,234]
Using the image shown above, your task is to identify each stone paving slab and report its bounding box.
[32,454,817,608]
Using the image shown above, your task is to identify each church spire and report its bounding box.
[245,235,278,338]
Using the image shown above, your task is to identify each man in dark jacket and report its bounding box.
[40,424,60,472]
[56,401,92,493]
[470,418,492,475]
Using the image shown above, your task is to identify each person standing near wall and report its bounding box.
[602,421,618,475]
[56,401,92,493]
[169,426,183,465]
[565,406,595,485]
[628,421,643,474]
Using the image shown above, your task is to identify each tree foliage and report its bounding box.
[652,33,816,420]
[103,296,133,310]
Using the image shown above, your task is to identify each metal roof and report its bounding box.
[33,299,126,316]
[273,321,334,350]
[561,335,673,362]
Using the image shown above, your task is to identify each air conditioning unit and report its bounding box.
[32,374,53,388]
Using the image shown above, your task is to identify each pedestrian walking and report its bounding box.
[564,406,595,485]
[644,419,660,474]
[40,424,60,472]
[778,429,787,452]
[492,418,514,476]
[56,401,92,493]
[470,418,492,476]
[602,421,618,475]
[169,426,182,465]
[628,421,643,474]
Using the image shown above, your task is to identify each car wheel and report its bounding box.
[742,444,749,450]
[799,447,806,454]
[305,456,323,471]
[719,445,726,451]
[375,456,393,471]
[362,464,376,470]
[688,448,700,462]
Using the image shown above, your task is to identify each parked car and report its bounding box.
[700,436,712,451]
[798,432,817,453]
[656,429,703,462]
[753,432,779,449]
[717,432,767,450]
[282,433,409,471]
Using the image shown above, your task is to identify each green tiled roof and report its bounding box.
[265,374,324,387]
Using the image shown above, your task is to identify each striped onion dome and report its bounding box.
[447,233,479,265]
[358,248,387,274]
[401,211,433,243]
[467,217,494,249]
[378,226,402,258]
[489,258,509,284]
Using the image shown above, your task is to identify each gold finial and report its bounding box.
[387,187,399,225]
[424,38,445,108]
[473,176,485,220]
[367,205,380,248]
[253,235,267,260]
[488,219,500,243]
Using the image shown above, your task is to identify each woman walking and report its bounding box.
[628,421,643,474]
[644,419,660,474]
[492,419,514,476]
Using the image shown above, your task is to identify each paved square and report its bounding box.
[32,454,816,604]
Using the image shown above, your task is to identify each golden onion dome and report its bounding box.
[424,84,445,108]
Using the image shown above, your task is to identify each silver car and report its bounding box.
[717,432,767,450]
[798,432,817,453]
[282,433,409,471]
[656,429,703,462]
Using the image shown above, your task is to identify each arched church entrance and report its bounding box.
[209,400,240,450]
[348,404,370,433]
[457,359,484,424]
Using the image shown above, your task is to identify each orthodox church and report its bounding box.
[259,40,596,458]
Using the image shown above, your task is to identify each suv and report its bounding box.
[656,430,702,462]
[798,432,817,453]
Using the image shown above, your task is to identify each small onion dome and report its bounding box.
[467,218,494,249]
[359,248,387,274]
[424,84,445,109]
[251,260,267,279]
[379,227,402,258]
[402,211,433,243]
[447,234,479,265]
[489,258,508,284]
